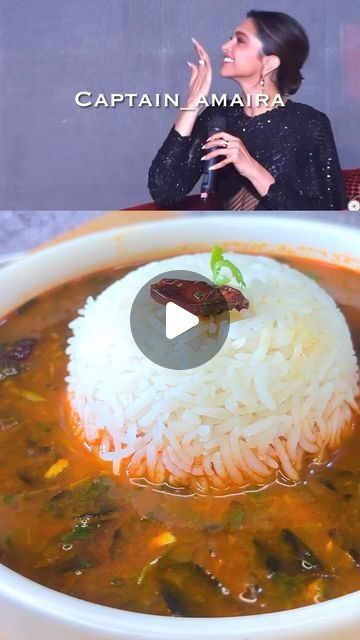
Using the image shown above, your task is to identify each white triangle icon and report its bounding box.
[165,302,199,340]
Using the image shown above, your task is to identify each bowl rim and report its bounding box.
[1,560,360,636]
[0,212,359,636]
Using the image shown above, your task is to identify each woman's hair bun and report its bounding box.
[247,10,309,96]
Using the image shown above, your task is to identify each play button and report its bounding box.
[130,270,230,370]
[165,303,199,339]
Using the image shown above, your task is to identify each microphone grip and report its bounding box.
[200,147,221,195]
[200,124,226,198]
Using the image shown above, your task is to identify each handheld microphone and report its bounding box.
[200,115,227,201]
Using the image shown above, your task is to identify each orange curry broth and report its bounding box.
[0,256,359,617]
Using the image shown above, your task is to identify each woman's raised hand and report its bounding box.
[184,38,212,110]
[174,38,212,137]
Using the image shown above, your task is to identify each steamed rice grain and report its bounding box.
[66,253,359,491]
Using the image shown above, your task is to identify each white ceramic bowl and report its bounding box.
[0,214,359,640]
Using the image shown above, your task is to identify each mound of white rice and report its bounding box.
[66,253,359,492]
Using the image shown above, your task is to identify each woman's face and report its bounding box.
[220,18,264,81]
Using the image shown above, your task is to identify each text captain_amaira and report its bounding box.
[74,91,286,109]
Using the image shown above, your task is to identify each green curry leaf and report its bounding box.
[223,501,245,531]
[61,519,93,544]
[210,246,246,288]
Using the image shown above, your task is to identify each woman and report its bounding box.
[148,10,346,211]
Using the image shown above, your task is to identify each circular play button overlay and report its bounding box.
[130,270,230,370]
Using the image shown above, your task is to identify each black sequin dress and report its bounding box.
[148,100,347,210]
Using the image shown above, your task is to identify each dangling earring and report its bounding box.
[259,73,269,108]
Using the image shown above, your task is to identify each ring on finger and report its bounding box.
[198,58,205,65]
[222,138,229,148]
